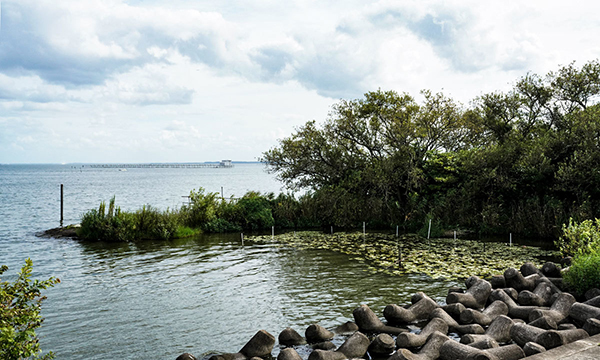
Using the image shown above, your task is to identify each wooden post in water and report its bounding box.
[221,186,224,199]
[510,233,512,247]
[331,226,333,234]
[363,222,366,236]
[241,233,244,246]
[60,184,64,227]
[396,225,399,237]
[272,226,274,239]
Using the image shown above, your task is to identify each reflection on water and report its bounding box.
[1,165,461,359]
[37,233,459,359]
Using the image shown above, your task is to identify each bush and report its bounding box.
[181,188,219,228]
[1,259,59,360]
[555,218,600,257]
[78,197,135,242]
[563,251,600,295]
[133,206,179,240]
[235,192,275,230]
[203,218,242,233]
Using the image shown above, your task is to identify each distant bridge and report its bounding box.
[88,160,233,169]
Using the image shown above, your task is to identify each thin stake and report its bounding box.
[221,186,224,199]
[241,233,244,246]
[331,226,333,234]
[60,184,64,227]
[396,225,399,237]
[272,226,274,239]
[427,219,432,240]
[509,233,512,247]
[363,222,366,236]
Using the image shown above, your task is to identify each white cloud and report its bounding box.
[0,0,599,163]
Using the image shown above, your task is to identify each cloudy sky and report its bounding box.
[1,0,599,164]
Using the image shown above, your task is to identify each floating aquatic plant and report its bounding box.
[248,232,559,280]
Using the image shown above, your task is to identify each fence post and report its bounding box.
[60,184,64,227]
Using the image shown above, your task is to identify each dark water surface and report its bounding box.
[0,164,458,359]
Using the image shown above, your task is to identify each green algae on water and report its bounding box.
[248,232,559,280]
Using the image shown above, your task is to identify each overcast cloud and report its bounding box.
[1,0,599,163]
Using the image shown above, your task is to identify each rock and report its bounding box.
[279,328,306,346]
[305,324,334,344]
[278,348,302,360]
[336,331,369,358]
[176,353,197,360]
[240,330,276,358]
[368,334,395,356]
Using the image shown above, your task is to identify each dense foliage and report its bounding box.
[559,218,600,294]
[263,60,600,238]
[1,259,59,360]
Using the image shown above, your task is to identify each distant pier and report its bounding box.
[88,160,233,169]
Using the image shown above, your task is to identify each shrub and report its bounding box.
[133,206,179,240]
[563,251,600,295]
[78,197,135,242]
[203,218,242,233]
[235,192,275,230]
[181,188,219,228]
[555,218,600,257]
[1,259,59,360]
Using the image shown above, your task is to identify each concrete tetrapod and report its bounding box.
[239,330,276,358]
[520,262,542,277]
[528,292,576,323]
[478,344,526,360]
[442,303,466,321]
[541,262,561,278]
[504,268,539,292]
[335,331,370,358]
[368,333,396,357]
[305,324,334,344]
[534,328,590,350]
[430,308,485,335]
[278,328,307,346]
[517,281,553,307]
[583,295,600,308]
[460,315,515,345]
[446,276,492,310]
[438,340,494,360]
[569,302,600,325]
[390,331,450,360]
[396,317,449,348]
[523,342,546,356]
[583,317,600,336]
[277,348,303,360]
[509,323,546,347]
[384,292,439,324]
[460,300,509,327]
[489,289,547,320]
[352,304,408,335]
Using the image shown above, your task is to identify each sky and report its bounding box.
[1,0,599,164]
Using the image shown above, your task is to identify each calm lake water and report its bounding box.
[0,163,458,359]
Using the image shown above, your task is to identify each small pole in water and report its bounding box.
[221,186,224,199]
[427,219,432,240]
[60,184,64,228]
[454,230,456,249]
[272,226,274,239]
[509,233,512,247]
[396,225,399,237]
[241,233,244,246]
[363,222,366,236]
[331,226,333,234]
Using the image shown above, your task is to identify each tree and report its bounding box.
[1,259,59,360]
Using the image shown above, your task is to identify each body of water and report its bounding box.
[0,163,457,359]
